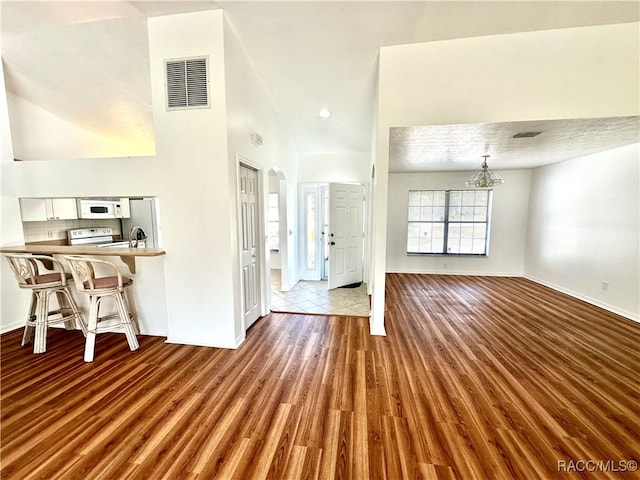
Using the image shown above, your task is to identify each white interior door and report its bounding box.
[328,183,364,289]
[240,165,260,328]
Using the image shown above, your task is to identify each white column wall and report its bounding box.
[147,11,238,348]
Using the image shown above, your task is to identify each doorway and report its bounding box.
[270,182,369,316]
[299,183,364,287]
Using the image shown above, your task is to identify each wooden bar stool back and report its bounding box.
[5,253,86,354]
[64,255,139,362]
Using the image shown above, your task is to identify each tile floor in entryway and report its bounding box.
[270,269,370,317]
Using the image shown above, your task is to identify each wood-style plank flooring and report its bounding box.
[1,274,639,479]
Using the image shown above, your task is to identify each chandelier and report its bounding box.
[466,155,504,188]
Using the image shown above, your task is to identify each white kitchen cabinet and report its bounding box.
[118,198,131,218]
[49,198,77,220]
[20,198,48,222]
[20,198,78,221]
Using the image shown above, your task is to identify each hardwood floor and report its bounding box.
[1,274,639,479]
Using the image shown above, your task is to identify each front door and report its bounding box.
[328,183,364,289]
[240,165,260,328]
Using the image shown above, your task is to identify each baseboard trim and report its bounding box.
[524,275,639,323]
[1,321,24,335]
[370,324,387,336]
[165,336,241,350]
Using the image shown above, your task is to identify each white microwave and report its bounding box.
[77,199,123,219]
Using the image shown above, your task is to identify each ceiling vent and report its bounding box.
[513,131,542,138]
[165,56,210,110]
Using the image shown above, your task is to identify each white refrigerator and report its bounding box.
[122,198,161,248]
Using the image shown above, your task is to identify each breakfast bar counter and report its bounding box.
[0,244,165,274]
[2,244,169,336]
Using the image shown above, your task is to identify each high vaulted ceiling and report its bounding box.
[2,1,639,167]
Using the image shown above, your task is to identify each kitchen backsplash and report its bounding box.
[23,219,122,244]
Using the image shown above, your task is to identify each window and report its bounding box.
[407,190,492,255]
[304,191,317,269]
[267,193,279,251]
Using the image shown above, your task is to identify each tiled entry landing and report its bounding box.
[270,270,370,317]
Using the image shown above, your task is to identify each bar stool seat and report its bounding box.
[64,255,139,362]
[4,254,86,354]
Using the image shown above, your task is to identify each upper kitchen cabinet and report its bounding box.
[119,198,131,218]
[20,198,78,221]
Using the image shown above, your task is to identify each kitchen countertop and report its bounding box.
[1,244,165,274]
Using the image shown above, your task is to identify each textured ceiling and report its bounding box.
[389,116,640,172]
[1,1,639,162]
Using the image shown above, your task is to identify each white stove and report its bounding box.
[67,227,114,246]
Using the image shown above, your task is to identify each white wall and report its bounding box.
[223,16,300,340]
[387,169,531,275]
[1,66,170,334]
[373,23,640,334]
[0,60,29,329]
[1,10,298,345]
[298,152,371,184]
[6,93,155,160]
[525,144,639,320]
[2,11,231,347]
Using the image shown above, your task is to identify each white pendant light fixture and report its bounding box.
[466,155,504,188]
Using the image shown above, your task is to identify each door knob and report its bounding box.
[330,241,336,245]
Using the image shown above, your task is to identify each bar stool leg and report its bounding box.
[55,290,74,331]
[68,287,88,337]
[84,296,100,363]
[123,290,140,335]
[21,292,37,347]
[33,290,50,354]
[56,287,87,335]
[116,293,139,351]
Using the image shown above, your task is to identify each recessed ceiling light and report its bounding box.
[513,131,542,138]
[318,108,331,119]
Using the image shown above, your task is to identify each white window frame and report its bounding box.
[407,189,493,256]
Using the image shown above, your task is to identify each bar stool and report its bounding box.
[64,255,139,362]
[5,253,86,354]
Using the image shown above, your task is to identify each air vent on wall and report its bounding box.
[165,56,210,110]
